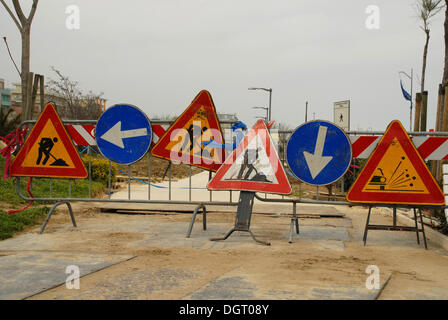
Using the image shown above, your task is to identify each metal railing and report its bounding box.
[15,118,240,206]
[16,120,448,206]
[13,121,447,218]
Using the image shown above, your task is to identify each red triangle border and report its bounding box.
[11,103,88,178]
[207,120,292,195]
[151,90,224,172]
[347,120,444,205]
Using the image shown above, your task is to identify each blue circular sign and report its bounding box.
[96,104,152,165]
[286,120,352,186]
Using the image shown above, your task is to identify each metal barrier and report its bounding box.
[13,119,447,246]
[15,119,239,233]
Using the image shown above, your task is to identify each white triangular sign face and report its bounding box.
[208,120,291,194]
[221,134,279,184]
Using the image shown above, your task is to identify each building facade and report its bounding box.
[0,79,12,112]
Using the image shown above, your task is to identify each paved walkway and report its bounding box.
[111,171,288,204]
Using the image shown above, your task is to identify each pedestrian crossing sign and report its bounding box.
[11,103,88,178]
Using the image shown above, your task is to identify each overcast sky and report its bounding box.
[1,0,447,131]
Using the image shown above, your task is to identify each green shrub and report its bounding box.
[82,156,117,185]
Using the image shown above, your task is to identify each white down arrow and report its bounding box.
[303,125,333,179]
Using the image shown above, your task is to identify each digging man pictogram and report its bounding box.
[36,137,68,166]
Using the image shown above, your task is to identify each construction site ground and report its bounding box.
[1,171,448,300]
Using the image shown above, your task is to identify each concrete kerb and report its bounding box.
[382,207,448,251]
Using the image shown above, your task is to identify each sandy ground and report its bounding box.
[1,172,448,300]
[0,200,444,300]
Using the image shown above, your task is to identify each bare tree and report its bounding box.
[47,67,82,119]
[417,0,443,93]
[0,0,39,121]
[47,67,104,120]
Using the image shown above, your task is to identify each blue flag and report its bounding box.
[400,79,412,101]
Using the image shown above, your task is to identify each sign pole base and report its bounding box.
[186,204,207,238]
[362,206,428,249]
[40,201,76,234]
[210,191,270,246]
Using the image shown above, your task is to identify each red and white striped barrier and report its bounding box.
[65,125,448,161]
[151,124,169,146]
[350,135,448,160]
[65,124,169,146]
[65,125,96,146]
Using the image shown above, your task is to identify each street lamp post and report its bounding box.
[399,69,413,131]
[248,87,272,122]
[252,106,268,122]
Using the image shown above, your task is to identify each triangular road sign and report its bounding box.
[11,103,88,178]
[151,90,225,171]
[208,120,291,194]
[347,120,444,205]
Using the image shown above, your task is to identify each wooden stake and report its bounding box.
[433,85,445,179]
[443,86,448,132]
[39,75,44,112]
[436,84,445,131]
[420,91,428,132]
[414,93,422,132]
[31,73,39,115]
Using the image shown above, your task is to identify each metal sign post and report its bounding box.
[207,120,291,245]
[362,206,428,249]
[210,191,270,246]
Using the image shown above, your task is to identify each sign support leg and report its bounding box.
[418,208,428,249]
[413,208,420,245]
[210,191,270,246]
[363,206,428,249]
[393,206,397,227]
[40,201,76,234]
[289,202,300,243]
[363,206,372,246]
[186,204,207,238]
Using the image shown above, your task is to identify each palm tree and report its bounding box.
[418,0,443,93]
[415,0,443,131]
[443,1,448,86]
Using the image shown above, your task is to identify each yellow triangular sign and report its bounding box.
[11,103,88,178]
[347,120,444,205]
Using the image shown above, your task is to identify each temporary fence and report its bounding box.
[11,119,448,246]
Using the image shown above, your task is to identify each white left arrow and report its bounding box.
[100,121,148,148]
[303,125,333,179]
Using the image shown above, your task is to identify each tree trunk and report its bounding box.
[422,29,430,94]
[0,0,39,121]
[20,27,31,121]
[443,1,448,87]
